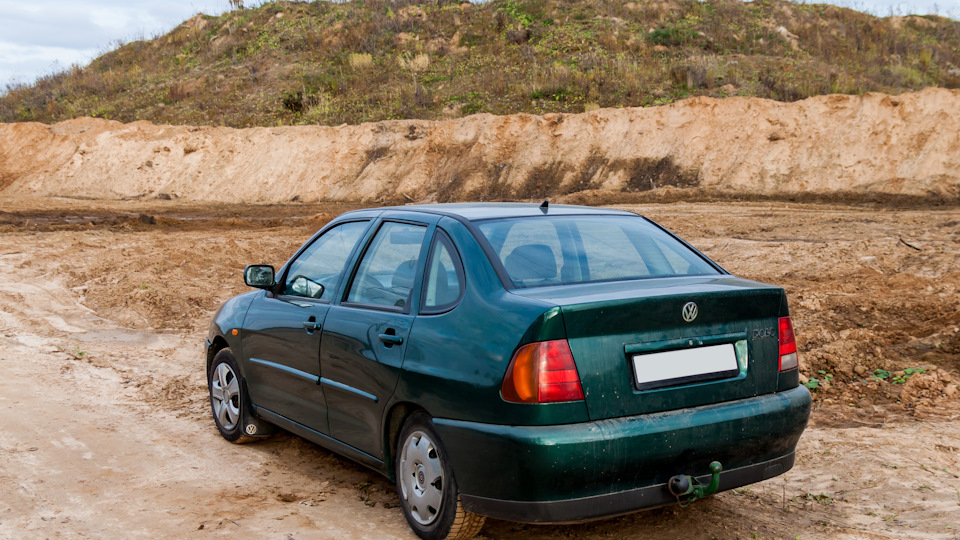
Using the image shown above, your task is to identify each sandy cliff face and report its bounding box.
[1,88,958,203]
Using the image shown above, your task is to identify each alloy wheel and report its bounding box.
[210,362,241,431]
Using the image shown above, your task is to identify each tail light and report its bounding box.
[501,339,585,403]
[778,316,799,371]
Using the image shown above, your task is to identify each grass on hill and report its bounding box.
[2,0,959,127]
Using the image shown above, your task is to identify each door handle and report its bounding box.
[302,321,320,332]
[378,333,403,346]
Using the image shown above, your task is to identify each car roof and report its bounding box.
[350,202,637,221]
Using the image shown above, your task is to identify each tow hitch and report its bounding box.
[667,461,723,505]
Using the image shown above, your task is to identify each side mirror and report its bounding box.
[244,265,275,289]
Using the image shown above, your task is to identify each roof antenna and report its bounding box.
[539,199,549,213]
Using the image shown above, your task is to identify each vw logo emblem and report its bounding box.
[681,302,698,322]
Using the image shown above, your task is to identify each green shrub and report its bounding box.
[3,0,959,127]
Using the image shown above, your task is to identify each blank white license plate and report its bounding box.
[632,343,739,390]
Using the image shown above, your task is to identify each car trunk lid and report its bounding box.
[510,275,785,421]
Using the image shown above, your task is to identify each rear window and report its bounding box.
[476,215,719,288]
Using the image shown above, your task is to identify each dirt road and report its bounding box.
[1,196,958,539]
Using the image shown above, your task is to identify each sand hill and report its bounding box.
[2,88,958,204]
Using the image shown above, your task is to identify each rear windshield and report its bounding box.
[476,215,719,288]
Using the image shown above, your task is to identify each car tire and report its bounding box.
[396,412,485,540]
[208,348,258,444]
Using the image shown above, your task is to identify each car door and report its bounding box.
[320,216,434,457]
[241,219,371,433]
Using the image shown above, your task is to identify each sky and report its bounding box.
[0,0,231,89]
[2,0,959,90]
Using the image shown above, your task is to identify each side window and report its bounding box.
[422,231,464,313]
[346,222,427,309]
[283,221,368,300]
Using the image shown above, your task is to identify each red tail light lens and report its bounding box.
[778,316,799,372]
[501,340,585,403]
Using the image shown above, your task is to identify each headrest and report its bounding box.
[392,260,417,290]
[504,244,557,282]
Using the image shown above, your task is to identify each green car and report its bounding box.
[205,203,810,540]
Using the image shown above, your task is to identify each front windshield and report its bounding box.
[476,215,719,288]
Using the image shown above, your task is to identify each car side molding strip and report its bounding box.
[249,357,318,383]
[320,377,379,403]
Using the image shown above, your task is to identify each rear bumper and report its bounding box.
[433,385,811,523]
[461,452,795,523]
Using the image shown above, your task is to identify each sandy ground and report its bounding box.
[1,196,958,539]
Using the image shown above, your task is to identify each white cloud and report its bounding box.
[0,42,98,90]
[87,7,136,32]
[0,0,230,88]
[820,0,960,17]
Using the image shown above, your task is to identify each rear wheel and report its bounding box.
[396,412,485,540]
[208,348,257,443]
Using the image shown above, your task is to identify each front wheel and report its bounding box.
[396,412,485,540]
[208,348,257,443]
